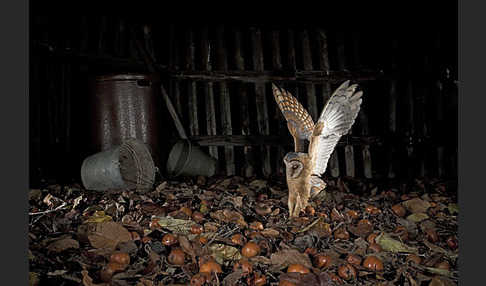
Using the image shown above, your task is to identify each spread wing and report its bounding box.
[272,83,315,152]
[309,80,363,176]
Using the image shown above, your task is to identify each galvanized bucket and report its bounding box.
[81,139,155,192]
[166,140,217,177]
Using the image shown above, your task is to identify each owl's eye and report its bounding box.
[292,165,298,169]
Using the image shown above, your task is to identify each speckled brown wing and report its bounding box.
[272,83,315,152]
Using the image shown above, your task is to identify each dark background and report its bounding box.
[29,10,458,187]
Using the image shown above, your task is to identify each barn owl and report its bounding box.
[272,80,363,217]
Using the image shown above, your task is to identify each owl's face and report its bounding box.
[283,152,312,217]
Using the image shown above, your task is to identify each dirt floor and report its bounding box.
[28,175,458,286]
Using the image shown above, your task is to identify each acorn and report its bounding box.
[314,253,332,268]
[109,252,130,265]
[391,204,406,217]
[190,273,208,286]
[241,242,260,258]
[446,236,458,250]
[231,234,247,246]
[287,264,310,274]
[162,233,178,246]
[338,264,357,280]
[250,221,264,231]
[363,256,384,271]
[346,254,362,266]
[180,206,193,217]
[191,224,204,235]
[200,260,222,273]
[168,248,185,265]
[192,211,205,223]
[305,206,316,216]
[346,210,359,220]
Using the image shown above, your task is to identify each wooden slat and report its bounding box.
[201,26,218,160]
[216,26,235,175]
[388,79,398,178]
[143,24,156,61]
[271,30,286,176]
[317,29,339,177]
[114,18,126,57]
[301,30,318,120]
[98,16,107,54]
[234,28,254,176]
[251,27,272,177]
[406,79,415,179]
[351,32,372,179]
[168,25,184,124]
[336,33,355,177]
[186,29,199,136]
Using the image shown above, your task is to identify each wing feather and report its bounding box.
[310,80,363,176]
[272,83,315,144]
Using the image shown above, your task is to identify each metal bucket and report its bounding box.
[87,73,164,167]
[166,140,218,177]
[81,139,155,192]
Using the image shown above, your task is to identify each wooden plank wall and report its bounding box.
[29,19,458,184]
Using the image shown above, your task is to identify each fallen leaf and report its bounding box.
[423,240,458,260]
[29,272,40,286]
[151,216,193,234]
[249,179,267,190]
[261,228,280,238]
[375,232,418,254]
[47,237,79,253]
[407,212,429,222]
[270,249,312,271]
[424,267,453,278]
[208,243,242,264]
[403,198,431,213]
[83,211,113,224]
[86,221,131,250]
[222,269,244,286]
[210,209,248,228]
[447,203,458,215]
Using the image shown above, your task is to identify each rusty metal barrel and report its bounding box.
[87,73,163,167]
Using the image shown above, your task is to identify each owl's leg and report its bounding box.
[288,192,302,217]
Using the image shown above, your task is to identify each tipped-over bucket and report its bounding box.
[166,140,217,177]
[81,139,155,192]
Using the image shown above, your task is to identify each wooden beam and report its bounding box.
[251,27,272,177]
[216,26,235,175]
[201,26,218,160]
[190,135,382,147]
[168,25,184,127]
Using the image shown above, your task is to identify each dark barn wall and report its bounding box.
[29,16,458,187]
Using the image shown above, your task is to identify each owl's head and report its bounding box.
[283,152,307,179]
